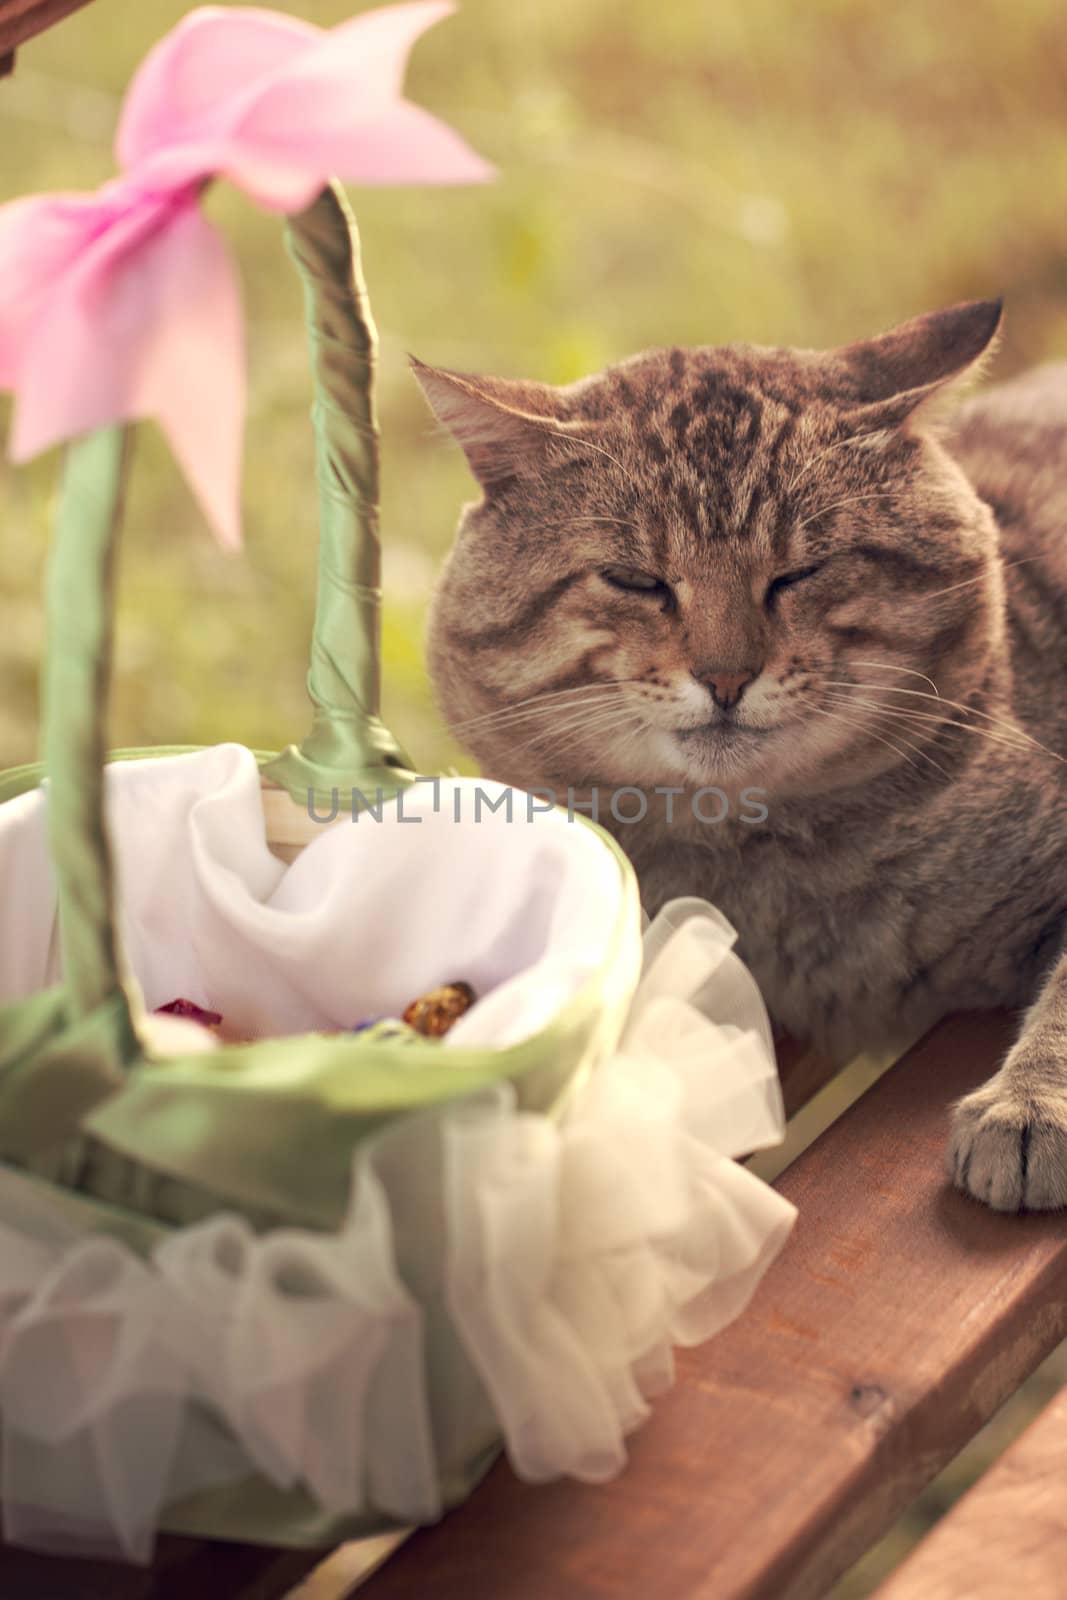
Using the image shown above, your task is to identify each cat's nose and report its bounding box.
[703,668,758,710]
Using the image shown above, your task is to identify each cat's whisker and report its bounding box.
[520,699,647,744]
[451,680,640,734]
[539,707,640,743]
[589,716,656,768]
[824,689,1024,745]
[549,710,649,757]
[915,557,1040,603]
[832,707,1061,766]
[801,700,929,775]
[822,681,1064,762]
[849,660,941,694]
[825,684,1023,745]
[540,429,641,487]
[453,694,632,737]
[809,700,949,776]
[786,430,890,494]
[823,703,954,778]
[821,693,1050,762]
[459,702,635,746]
[595,718,655,772]
[795,490,899,533]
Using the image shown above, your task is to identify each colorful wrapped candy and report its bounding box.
[153,986,478,1048]
[155,998,223,1030]
[403,981,476,1039]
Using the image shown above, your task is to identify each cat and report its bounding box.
[411,300,1067,1214]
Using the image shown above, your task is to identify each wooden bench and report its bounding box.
[2,1010,1065,1599]
[873,1376,1067,1599]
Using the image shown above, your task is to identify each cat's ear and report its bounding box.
[409,358,568,489]
[837,298,1003,433]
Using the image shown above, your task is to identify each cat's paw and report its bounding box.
[947,1075,1067,1212]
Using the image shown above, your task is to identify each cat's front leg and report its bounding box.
[947,949,1067,1211]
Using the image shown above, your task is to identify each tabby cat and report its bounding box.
[412,300,1067,1213]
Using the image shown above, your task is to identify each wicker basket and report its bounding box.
[0,182,645,1555]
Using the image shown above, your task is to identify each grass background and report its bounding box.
[2,1,1066,1591]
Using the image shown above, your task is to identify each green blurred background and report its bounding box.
[3,0,1067,777]
[2,3,1067,1592]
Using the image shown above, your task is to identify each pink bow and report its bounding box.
[0,3,491,547]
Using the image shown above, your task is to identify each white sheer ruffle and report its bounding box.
[0,1169,435,1562]
[441,902,796,1484]
[0,901,796,1561]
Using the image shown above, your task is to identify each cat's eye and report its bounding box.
[764,564,821,608]
[601,566,673,602]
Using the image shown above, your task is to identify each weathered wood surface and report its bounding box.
[872,1381,1067,1600]
[0,0,95,54]
[360,1010,1067,1600]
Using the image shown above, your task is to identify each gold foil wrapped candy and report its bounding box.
[403,981,476,1038]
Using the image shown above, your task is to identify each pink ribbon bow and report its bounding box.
[0,3,491,546]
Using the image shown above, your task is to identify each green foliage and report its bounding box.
[1,0,1066,773]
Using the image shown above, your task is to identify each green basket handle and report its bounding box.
[42,425,138,1029]
[0,183,415,1151]
[261,183,416,806]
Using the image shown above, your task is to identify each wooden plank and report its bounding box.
[871,1382,1067,1600]
[288,1536,409,1599]
[0,1532,326,1599]
[360,1010,1067,1600]
[0,0,96,53]
[775,1033,840,1120]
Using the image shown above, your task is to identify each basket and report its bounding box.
[0,4,796,1567]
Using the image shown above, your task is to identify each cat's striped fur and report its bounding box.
[413,302,1067,1212]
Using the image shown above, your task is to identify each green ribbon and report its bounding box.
[261,182,416,809]
[0,427,140,1165]
[41,427,140,1037]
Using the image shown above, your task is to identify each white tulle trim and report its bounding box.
[0,902,796,1562]
[440,904,795,1486]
